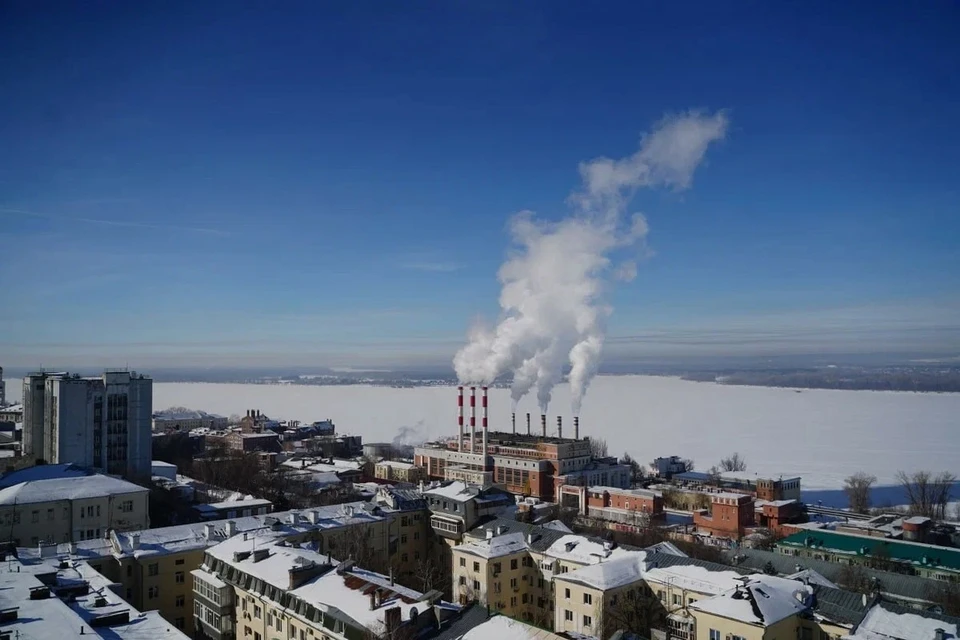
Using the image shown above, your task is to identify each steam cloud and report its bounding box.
[454,110,729,415]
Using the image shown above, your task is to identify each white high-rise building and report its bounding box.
[22,371,153,479]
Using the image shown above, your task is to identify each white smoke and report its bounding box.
[453,110,729,415]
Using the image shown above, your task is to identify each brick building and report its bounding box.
[693,492,755,540]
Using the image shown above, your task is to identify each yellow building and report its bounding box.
[374,460,427,484]
[194,533,449,639]
[0,472,149,545]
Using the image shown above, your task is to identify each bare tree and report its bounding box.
[719,452,747,472]
[836,563,874,595]
[844,472,877,514]
[597,587,664,639]
[898,470,957,520]
[590,438,609,458]
[621,453,643,486]
[411,556,442,594]
[926,580,960,617]
[680,458,694,472]
[706,465,722,486]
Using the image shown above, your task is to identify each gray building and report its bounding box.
[0,365,5,406]
[22,371,153,479]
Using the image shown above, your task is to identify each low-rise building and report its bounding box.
[845,600,960,640]
[375,460,427,483]
[151,459,178,481]
[152,407,228,433]
[693,492,756,541]
[777,530,960,581]
[0,466,149,545]
[0,403,23,424]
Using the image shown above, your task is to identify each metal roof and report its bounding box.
[779,530,960,573]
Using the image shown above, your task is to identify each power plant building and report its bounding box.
[21,371,153,480]
[414,386,629,501]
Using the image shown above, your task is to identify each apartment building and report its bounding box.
[0,554,190,639]
[372,486,432,582]
[20,501,397,637]
[194,533,449,640]
[0,468,149,545]
[22,371,153,479]
[374,460,427,483]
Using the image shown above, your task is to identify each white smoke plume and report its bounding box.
[454,110,729,415]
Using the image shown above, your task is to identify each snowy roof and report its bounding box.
[554,552,648,590]
[690,575,812,627]
[847,602,959,639]
[644,563,745,596]
[0,462,91,487]
[0,404,22,412]
[425,481,477,501]
[457,532,529,560]
[0,557,189,639]
[905,516,932,525]
[151,460,177,469]
[209,536,433,632]
[543,534,630,565]
[541,520,573,533]
[590,485,661,498]
[461,614,567,639]
[194,497,272,512]
[376,460,417,470]
[0,473,147,505]
[785,568,837,588]
[153,407,224,420]
[643,541,687,557]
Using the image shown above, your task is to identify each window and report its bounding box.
[510,577,517,588]
[31,511,39,523]
[510,596,517,607]
[175,595,185,607]
[511,558,518,570]
[47,508,54,521]
[174,617,185,629]
[583,615,592,627]
[657,590,664,602]
[148,563,159,576]
[254,605,262,619]
[522,594,528,604]
[148,586,159,599]
[672,593,681,605]
[459,576,466,586]
[564,588,570,599]
[709,630,720,640]
[473,562,480,572]
[86,506,95,517]
[459,558,466,567]
[564,610,573,621]
[96,505,101,516]
[473,580,480,591]
[175,558,185,565]
[401,553,408,561]
[175,571,185,584]
[583,593,592,605]
[276,618,282,632]
[401,534,407,543]
[121,500,133,513]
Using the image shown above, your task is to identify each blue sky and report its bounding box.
[2,1,958,369]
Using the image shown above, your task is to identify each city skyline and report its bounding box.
[2,2,959,369]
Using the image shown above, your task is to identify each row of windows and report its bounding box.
[194,575,225,605]
[562,609,592,628]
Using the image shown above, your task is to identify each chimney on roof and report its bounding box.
[574,416,579,440]
[526,413,531,435]
[225,520,237,537]
[469,387,477,453]
[557,416,562,439]
[541,414,547,438]
[204,524,215,540]
[369,591,377,610]
[389,567,395,586]
[457,386,464,453]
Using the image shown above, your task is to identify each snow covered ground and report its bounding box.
[7,375,958,491]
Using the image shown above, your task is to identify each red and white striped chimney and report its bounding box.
[457,386,464,452]
[481,386,489,462]
[469,386,477,453]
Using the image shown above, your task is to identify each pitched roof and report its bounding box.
[690,575,813,626]
[850,601,960,639]
[0,473,147,505]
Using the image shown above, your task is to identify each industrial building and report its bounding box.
[21,371,153,479]
[414,386,629,501]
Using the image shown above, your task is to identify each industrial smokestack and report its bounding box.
[470,387,477,453]
[511,412,516,434]
[481,386,489,461]
[458,386,465,452]
[557,416,562,439]
[526,413,531,435]
[574,416,580,440]
[540,414,547,438]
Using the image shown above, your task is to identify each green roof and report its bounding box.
[778,530,960,573]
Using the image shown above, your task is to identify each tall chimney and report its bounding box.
[458,386,464,452]
[557,416,563,439]
[481,386,489,459]
[526,413,531,435]
[511,412,516,434]
[574,416,580,440]
[470,387,477,453]
[540,414,547,438]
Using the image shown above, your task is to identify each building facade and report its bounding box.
[374,460,427,483]
[22,371,153,479]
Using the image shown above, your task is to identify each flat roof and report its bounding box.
[780,530,960,572]
[195,498,272,512]
[0,474,147,505]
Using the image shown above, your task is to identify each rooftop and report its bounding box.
[460,614,567,639]
[590,485,662,498]
[457,532,529,560]
[554,551,649,590]
[194,497,273,513]
[779,530,960,572]
[543,534,630,565]
[153,407,225,420]
[0,463,92,487]
[425,481,478,502]
[690,575,812,627]
[848,601,960,639]
[0,473,147,506]
[376,460,417,470]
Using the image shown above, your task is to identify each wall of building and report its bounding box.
[0,490,149,545]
